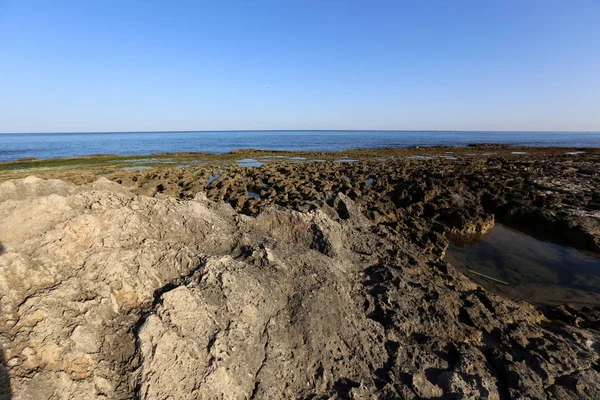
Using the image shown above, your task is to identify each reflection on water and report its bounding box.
[237,158,264,167]
[334,159,358,163]
[207,174,220,185]
[444,225,600,306]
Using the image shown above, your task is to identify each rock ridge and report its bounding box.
[0,177,598,399]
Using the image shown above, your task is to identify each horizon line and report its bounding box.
[1,129,600,135]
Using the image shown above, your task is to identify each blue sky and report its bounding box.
[1,0,599,132]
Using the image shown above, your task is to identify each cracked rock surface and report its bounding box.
[1,176,599,399]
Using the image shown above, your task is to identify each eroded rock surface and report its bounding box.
[0,177,599,399]
[110,149,600,255]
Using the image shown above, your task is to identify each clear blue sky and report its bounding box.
[1,0,599,132]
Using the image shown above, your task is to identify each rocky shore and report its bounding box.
[1,146,600,399]
[109,146,600,255]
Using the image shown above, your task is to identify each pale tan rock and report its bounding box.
[0,177,598,399]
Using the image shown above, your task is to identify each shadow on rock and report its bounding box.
[0,347,12,399]
[0,243,5,256]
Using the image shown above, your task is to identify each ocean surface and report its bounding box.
[1,130,599,162]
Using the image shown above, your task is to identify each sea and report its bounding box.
[0,130,599,162]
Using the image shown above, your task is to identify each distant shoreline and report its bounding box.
[1,143,599,163]
[1,145,598,184]
[2,130,600,163]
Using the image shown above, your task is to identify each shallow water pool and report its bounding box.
[444,225,600,306]
[237,158,264,167]
[334,159,358,163]
[207,174,220,185]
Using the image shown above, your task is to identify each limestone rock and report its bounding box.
[0,177,599,399]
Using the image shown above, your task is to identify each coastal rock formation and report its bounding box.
[109,148,600,256]
[0,176,599,399]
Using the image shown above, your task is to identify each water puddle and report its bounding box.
[207,174,220,185]
[124,166,152,171]
[334,159,358,163]
[511,151,528,155]
[566,151,586,155]
[237,158,263,167]
[247,192,261,199]
[408,155,457,160]
[444,225,600,306]
[365,178,375,185]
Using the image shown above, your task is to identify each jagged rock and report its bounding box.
[0,177,599,399]
[0,176,76,202]
[0,177,238,398]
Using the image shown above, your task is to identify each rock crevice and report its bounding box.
[0,177,598,399]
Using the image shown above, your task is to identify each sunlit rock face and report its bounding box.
[0,177,599,399]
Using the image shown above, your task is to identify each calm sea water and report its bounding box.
[0,130,599,162]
